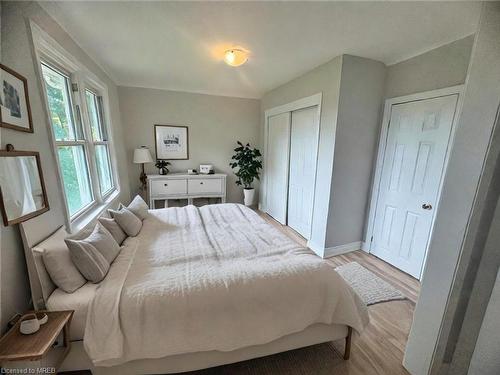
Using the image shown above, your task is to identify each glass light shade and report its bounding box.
[224,49,248,67]
[133,147,153,164]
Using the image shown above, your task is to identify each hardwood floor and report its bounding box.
[258,211,420,375]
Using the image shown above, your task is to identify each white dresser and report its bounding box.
[147,173,227,208]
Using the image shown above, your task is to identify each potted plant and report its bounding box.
[230,141,262,206]
[155,160,171,175]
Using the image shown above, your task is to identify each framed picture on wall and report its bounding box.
[0,64,34,133]
[154,124,189,160]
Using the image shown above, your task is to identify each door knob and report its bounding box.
[422,203,433,210]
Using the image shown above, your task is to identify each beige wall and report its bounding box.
[326,55,386,248]
[404,4,498,373]
[118,87,260,204]
[469,270,500,375]
[385,35,474,99]
[261,56,343,254]
[0,1,130,332]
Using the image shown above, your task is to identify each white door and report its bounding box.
[265,112,290,224]
[287,106,319,239]
[371,95,458,279]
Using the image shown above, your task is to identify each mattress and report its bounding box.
[84,204,369,366]
[46,282,98,341]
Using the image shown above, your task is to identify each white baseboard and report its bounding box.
[361,241,370,252]
[323,241,362,258]
[306,240,324,257]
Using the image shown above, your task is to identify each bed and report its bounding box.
[20,203,369,374]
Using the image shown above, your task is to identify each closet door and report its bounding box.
[287,106,319,239]
[265,112,290,224]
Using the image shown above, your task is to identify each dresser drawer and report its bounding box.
[188,178,222,194]
[151,179,187,196]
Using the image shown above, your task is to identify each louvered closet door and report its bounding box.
[287,106,319,239]
[371,95,458,279]
[265,112,291,224]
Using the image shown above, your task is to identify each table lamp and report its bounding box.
[133,146,154,189]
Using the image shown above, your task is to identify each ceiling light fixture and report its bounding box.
[224,49,248,67]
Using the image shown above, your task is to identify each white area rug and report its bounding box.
[335,262,406,305]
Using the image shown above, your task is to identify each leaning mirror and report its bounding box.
[0,146,49,226]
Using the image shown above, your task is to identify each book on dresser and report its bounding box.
[147,173,227,208]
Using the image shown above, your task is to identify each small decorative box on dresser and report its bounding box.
[0,310,73,373]
[147,173,227,208]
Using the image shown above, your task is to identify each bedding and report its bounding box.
[38,227,86,293]
[47,282,97,340]
[109,207,142,236]
[121,195,149,220]
[84,203,369,366]
[68,223,120,264]
[98,217,127,245]
[66,235,110,283]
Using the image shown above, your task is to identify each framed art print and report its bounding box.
[154,125,189,160]
[0,64,33,133]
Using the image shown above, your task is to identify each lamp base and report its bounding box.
[139,163,147,190]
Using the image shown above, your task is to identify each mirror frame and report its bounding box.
[0,149,50,226]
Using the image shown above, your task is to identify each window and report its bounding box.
[85,89,114,195]
[41,62,116,220]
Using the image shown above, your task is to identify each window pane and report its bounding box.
[41,64,82,141]
[85,90,107,141]
[95,145,114,195]
[57,146,93,215]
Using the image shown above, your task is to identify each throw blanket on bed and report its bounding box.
[84,204,369,366]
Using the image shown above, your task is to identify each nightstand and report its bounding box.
[0,310,73,373]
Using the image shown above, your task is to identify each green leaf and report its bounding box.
[229,141,262,187]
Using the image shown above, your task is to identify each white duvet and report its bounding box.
[84,204,369,366]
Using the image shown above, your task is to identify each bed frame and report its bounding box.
[19,211,352,374]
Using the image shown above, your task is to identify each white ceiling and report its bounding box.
[40,1,481,99]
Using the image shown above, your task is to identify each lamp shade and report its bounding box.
[133,147,154,164]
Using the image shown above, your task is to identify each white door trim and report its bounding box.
[364,85,464,278]
[265,112,291,224]
[261,93,322,241]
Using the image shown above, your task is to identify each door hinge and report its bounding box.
[370,236,373,243]
[71,82,79,92]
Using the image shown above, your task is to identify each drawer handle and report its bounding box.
[164,183,168,186]
[200,182,204,185]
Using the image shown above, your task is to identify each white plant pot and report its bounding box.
[243,188,255,207]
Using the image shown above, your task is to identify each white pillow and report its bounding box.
[88,223,121,263]
[109,208,142,236]
[39,227,86,293]
[98,217,127,245]
[65,232,110,284]
[121,195,149,220]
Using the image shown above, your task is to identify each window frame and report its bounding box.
[81,85,116,199]
[31,21,120,232]
[40,62,96,219]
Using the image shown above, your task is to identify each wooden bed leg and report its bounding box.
[344,326,352,360]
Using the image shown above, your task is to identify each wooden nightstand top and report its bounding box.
[0,310,73,362]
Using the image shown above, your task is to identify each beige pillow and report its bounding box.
[121,195,149,220]
[65,232,110,284]
[90,223,121,263]
[39,227,86,293]
[109,208,142,236]
[98,217,127,245]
